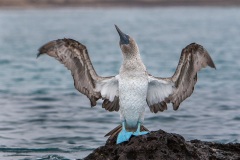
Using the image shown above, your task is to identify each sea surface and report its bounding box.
[0,7,240,160]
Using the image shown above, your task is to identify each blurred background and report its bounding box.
[0,1,240,160]
[1,0,240,7]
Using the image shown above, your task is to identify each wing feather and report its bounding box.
[147,76,174,113]
[38,38,119,110]
[147,43,216,113]
[169,43,215,110]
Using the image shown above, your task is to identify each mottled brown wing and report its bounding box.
[168,43,216,110]
[102,96,120,112]
[148,43,216,113]
[37,38,118,108]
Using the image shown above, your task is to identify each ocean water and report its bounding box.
[0,7,240,160]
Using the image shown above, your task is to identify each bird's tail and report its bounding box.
[105,124,149,144]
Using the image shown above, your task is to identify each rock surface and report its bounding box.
[84,130,240,160]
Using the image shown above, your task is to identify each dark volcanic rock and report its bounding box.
[84,130,240,160]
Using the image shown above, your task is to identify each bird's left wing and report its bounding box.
[147,43,216,113]
[37,38,119,111]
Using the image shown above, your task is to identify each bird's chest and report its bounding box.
[118,74,148,108]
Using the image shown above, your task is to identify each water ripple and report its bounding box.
[31,97,59,102]
[0,148,65,153]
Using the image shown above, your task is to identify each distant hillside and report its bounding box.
[1,0,240,7]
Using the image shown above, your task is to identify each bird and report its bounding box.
[37,25,216,144]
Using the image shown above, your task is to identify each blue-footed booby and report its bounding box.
[37,25,216,144]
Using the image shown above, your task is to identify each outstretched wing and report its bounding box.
[147,43,216,113]
[38,38,119,111]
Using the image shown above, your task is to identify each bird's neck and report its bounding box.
[120,50,146,73]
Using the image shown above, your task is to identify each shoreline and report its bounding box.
[84,129,240,160]
[1,1,240,9]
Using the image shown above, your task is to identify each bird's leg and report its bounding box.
[133,122,149,136]
[116,121,133,144]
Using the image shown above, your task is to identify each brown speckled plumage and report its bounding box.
[149,43,216,112]
[38,38,119,109]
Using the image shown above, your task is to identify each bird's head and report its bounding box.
[115,25,139,56]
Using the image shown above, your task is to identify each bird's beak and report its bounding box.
[115,25,129,45]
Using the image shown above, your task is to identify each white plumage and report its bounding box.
[119,72,148,130]
[147,76,174,106]
[95,76,119,102]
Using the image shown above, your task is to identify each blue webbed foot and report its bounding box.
[116,122,149,144]
[133,131,148,136]
[133,122,149,136]
[117,129,133,144]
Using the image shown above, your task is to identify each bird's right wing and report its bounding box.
[168,43,216,110]
[147,43,216,113]
[38,38,119,111]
